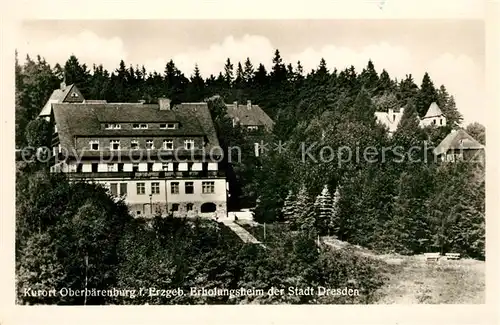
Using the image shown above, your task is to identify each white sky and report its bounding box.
[17,20,485,125]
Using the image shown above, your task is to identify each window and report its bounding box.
[171,203,179,212]
[70,92,79,98]
[91,163,98,172]
[54,124,58,133]
[120,183,127,196]
[202,181,215,194]
[186,203,194,211]
[393,114,396,122]
[440,119,443,125]
[136,210,141,215]
[160,123,176,129]
[110,140,120,150]
[163,139,173,150]
[133,124,140,129]
[136,182,145,195]
[132,163,139,172]
[162,163,169,171]
[184,139,195,150]
[146,140,154,150]
[171,182,179,194]
[151,182,160,195]
[247,126,259,131]
[185,181,194,194]
[432,119,436,125]
[140,124,148,129]
[131,140,139,150]
[90,140,99,151]
[107,163,114,172]
[110,183,118,196]
[105,124,120,129]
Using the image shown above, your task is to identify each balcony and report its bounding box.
[65,170,226,180]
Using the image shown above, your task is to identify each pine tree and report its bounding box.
[234,62,244,88]
[360,59,379,91]
[442,95,463,128]
[351,87,376,124]
[376,69,394,95]
[330,186,341,238]
[243,57,254,84]
[313,185,334,236]
[416,72,438,117]
[223,58,234,86]
[398,74,419,107]
[271,49,287,85]
[281,190,296,223]
[294,184,314,232]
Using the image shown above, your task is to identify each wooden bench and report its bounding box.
[445,253,461,260]
[424,253,441,262]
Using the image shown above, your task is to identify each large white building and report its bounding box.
[40,84,227,218]
[375,102,447,134]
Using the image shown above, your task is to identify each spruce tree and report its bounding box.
[330,186,341,238]
[243,57,254,84]
[281,189,296,223]
[223,58,234,86]
[313,184,334,236]
[416,72,438,117]
[294,184,314,233]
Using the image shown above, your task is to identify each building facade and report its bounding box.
[433,129,485,163]
[375,102,447,134]
[43,86,227,218]
[225,100,274,157]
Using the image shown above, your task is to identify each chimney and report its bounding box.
[159,98,171,110]
[388,108,395,122]
[233,101,238,108]
[60,81,66,90]
[247,100,251,110]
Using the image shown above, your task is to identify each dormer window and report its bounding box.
[131,140,139,150]
[160,123,177,129]
[70,92,79,98]
[89,140,99,151]
[247,126,259,131]
[110,140,120,150]
[184,139,195,150]
[140,124,148,129]
[146,140,154,150]
[133,124,140,129]
[105,123,121,129]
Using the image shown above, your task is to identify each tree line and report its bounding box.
[15,49,485,262]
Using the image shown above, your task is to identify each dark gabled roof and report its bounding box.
[52,101,220,157]
[39,84,84,117]
[433,129,485,156]
[226,103,274,129]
